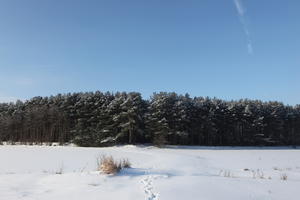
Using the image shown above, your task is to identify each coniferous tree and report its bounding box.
[0,91,299,146]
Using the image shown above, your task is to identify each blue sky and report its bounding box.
[0,0,299,105]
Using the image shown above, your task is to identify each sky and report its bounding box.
[0,0,299,105]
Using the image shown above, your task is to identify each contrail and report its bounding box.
[234,0,245,16]
[233,0,253,54]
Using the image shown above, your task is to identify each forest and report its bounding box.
[0,91,299,146]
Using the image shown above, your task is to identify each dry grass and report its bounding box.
[273,167,282,171]
[121,158,131,168]
[55,163,64,174]
[280,173,288,181]
[251,169,265,179]
[97,155,131,175]
[219,170,234,178]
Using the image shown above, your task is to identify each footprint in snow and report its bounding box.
[141,175,159,200]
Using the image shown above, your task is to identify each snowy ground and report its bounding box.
[0,145,300,200]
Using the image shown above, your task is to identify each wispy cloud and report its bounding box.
[233,0,253,54]
[247,43,253,54]
[234,0,245,16]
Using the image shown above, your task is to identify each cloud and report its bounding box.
[233,0,253,54]
[247,43,253,54]
[234,0,245,16]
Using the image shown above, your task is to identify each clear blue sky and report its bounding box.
[0,0,299,105]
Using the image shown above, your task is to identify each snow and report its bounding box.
[1,145,300,200]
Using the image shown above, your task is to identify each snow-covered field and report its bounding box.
[1,145,300,200]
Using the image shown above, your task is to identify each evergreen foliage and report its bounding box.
[0,91,299,146]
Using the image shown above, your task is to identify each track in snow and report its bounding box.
[141,175,159,200]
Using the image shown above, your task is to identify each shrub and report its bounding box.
[97,155,131,174]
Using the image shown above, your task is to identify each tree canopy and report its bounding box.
[0,91,299,146]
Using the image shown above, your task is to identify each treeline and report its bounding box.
[0,91,300,146]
